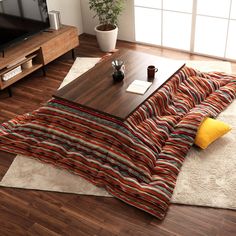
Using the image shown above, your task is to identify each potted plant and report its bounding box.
[89,0,125,52]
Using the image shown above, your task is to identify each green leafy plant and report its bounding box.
[89,0,125,31]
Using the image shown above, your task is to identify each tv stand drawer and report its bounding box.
[41,26,79,64]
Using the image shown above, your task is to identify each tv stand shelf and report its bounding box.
[1,64,43,90]
[0,25,79,94]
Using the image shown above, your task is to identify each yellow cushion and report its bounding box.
[194,117,231,149]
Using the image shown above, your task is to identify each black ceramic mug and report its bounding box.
[147,65,158,79]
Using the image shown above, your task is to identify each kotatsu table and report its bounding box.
[1,49,235,220]
[54,49,185,121]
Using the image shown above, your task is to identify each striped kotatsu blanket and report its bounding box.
[0,67,236,219]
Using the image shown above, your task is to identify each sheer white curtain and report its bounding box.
[134,0,236,60]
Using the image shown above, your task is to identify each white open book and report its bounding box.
[126,80,152,95]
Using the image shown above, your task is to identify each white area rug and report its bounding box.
[184,60,232,73]
[58,57,101,89]
[0,154,111,197]
[172,99,236,209]
[1,58,235,210]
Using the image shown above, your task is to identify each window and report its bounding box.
[134,0,236,60]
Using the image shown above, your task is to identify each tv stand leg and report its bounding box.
[7,87,12,97]
[42,66,46,76]
[72,49,76,60]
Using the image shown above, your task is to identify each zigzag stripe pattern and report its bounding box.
[0,67,236,219]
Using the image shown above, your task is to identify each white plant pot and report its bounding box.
[94,25,118,52]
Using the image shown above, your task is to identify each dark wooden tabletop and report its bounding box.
[54,49,185,120]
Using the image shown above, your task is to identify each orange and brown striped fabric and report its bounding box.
[0,67,235,219]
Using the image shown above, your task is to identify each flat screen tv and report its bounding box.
[0,0,50,51]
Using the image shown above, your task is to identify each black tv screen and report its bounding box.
[0,0,50,50]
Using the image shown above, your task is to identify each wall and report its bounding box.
[80,0,135,42]
[46,0,83,34]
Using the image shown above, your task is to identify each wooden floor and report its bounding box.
[0,34,236,236]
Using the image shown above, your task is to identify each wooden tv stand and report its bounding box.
[0,25,79,96]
